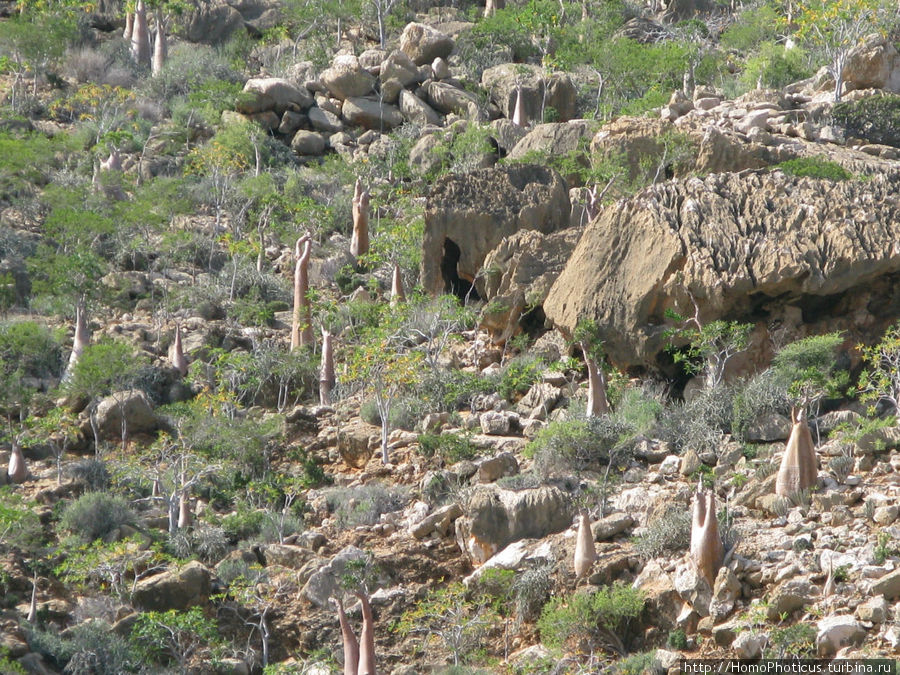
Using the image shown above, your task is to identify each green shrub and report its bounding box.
[632,507,692,559]
[0,320,64,378]
[168,523,230,563]
[28,620,140,674]
[360,396,420,431]
[777,157,853,181]
[768,622,816,658]
[615,386,663,435]
[613,651,655,675]
[720,3,780,51]
[65,459,111,491]
[538,583,644,654]
[731,370,791,442]
[219,507,266,542]
[323,483,409,529]
[418,432,481,463]
[741,41,811,90]
[512,563,553,622]
[667,629,688,650]
[527,415,633,479]
[498,356,544,402]
[833,94,900,147]
[60,492,135,543]
[657,385,733,454]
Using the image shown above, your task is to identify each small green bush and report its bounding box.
[768,622,816,658]
[632,507,692,559]
[498,356,544,402]
[417,432,481,463]
[323,483,409,529]
[168,523,230,564]
[538,583,644,654]
[667,628,688,649]
[28,620,140,674]
[657,385,732,454]
[613,651,655,675]
[60,492,135,543]
[777,157,853,181]
[731,370,791,442]
[833,94,900,147]
[527,416,633,479]
[741,42,811,90]
[219,507,266,542]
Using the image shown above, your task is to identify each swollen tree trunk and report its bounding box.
[177,491,192,529]
[320,330,335,405]
[101,148,123,172]
[63,301,90,382]
[484,0,505,17]
[290,234,313,351]
[573,508,597,579]
[171,323,188,376]
[151,11,167,77]
[512,85,526,127]
[27,572,37,623]
[7,436,27,484]
[581,342,608,417]
[823,557,835,597]
[333,597,359,675]
[389,264,405,307]
[775,407,817,498]
[690,482,724,589]
[350,179,370,260]
[355,591,376,675]
[131,0,151,68]
[123,11,134,41]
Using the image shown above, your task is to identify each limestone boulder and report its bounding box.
[380,50,419,87]
[816,616,865,656]
[399,90,443,126]
[408,133,443,175]
[508,121,598,185]
[490,118,527,154]
[239,78,313,115]
[481,64,577,123]
[400,22,454,66]
[178,0,243,44]
[290,130,326,156]
[308,107,343,134]
[341,97,404,130]
[133,561,211,611]
[455,485,574,564]
[321,55,376,100]
[478,228,581,342]
[93,390,159,440]
[840,34,900,94]
[301,545,369,608]
[422,164,570,296]
[544,170,900,370]
[423,81,484,121]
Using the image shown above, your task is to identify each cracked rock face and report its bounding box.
[543,170,900,370]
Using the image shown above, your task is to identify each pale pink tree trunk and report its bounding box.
[290,234,313,351]
[581,341,609,417]
[171,323,188,376]
[64,301,91,381]
[7,436,27,484]
[573,508,597,579]
[320,329,335,405]
[355,591,376,675]
[512,85,526,127]
[131,0,151,68]
[389,263,405,307]
[690,482,724,588]
[332,597,360,675]
[350,179,370,260]
[775,407,817,498]
[123,11,134,41]
[177,491,193,529]
[151,10,167,77]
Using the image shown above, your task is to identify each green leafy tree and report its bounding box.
[131,607,222,673]
[770,332,848,416]
[0,487,43,551]
[792,0,894,102]
[664,299,752,390]
[857,321,900,419]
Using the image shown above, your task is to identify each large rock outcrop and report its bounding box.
[133,561,212,611]
[543,170,900,370]
[455,485,574,564]
[422,164,570,296]
[481,64,577,123]
[478,228,581,342]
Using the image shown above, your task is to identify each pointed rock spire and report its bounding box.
[776,407,817,498]
[350,179,370,260]
[690,481,724,588]
[573,508,597,579]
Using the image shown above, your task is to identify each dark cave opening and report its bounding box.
[441,237,481,302]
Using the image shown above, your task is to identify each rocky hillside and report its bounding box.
[2,0,900,673]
